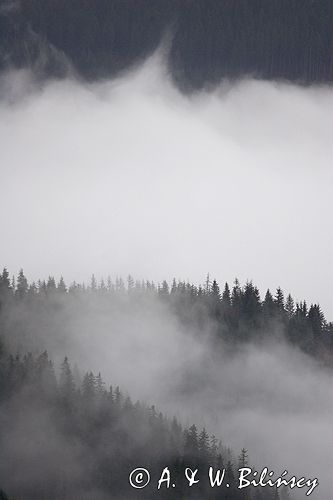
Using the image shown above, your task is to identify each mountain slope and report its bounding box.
[1,0,333,89]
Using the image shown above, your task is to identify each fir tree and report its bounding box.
[59,357,75,403]
[16,269,28,299]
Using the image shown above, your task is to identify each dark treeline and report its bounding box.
[0,346,231,499]
[1,0,333,89]
[1,268,332,362]
[0,268,323,498]
[0,327,286,499]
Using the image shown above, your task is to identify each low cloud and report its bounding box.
[0,54,333,315]
[0,52,332,499]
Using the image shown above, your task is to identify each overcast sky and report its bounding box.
[1,55,333,317]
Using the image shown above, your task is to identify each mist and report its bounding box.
[1,283,332,499]
[1,54,333,316]
[1,53,333,499]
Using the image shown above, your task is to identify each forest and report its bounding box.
[1,269,332,362]
[1,0,333,89]
[1,3,331,498]
[0,268,330,498]
[0,268,304,499]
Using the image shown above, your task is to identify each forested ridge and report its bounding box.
[0,349,291,500]
[0,347,245,499]
[1,0,333,89]
[1,268,332,362]
[0,267,303,500]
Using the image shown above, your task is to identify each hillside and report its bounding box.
[1,1,333,89]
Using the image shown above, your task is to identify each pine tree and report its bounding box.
[127,275,135,292]
[90,274,97,291]
[57,276,67,293]
[238,448,248,468]
[205,273,211,294]
[198,428,210,458]
[301,301,308,316]
[16,269,28,299]
[159,280,169,297]
[285,294,295,320]
[0,268,11,293]
[27,281,37,297]
[242,281,261,326]
[99,278,107,293]
[231,278,242,308]
[210,280,220,299]
[184,424,199,457]
[47,276,56,293]
[59,357,75,402]
[263,289,275,317]
[95,372,105,396]
[274,287,285,311]
[171,278,177,294]
[115,277,125,293]
[308,304,325,336]
[114,385,122,406]
[35,351,57,397]
[38,279,47,296]
[82,372,96,400]
[210,434,218,462]
[107,276,114,292]
[222,282,231,307]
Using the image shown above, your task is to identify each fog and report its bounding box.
[1,54,333,316]
[1,54,333,499]
[2,289,332,499]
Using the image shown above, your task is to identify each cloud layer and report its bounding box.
[1,57,333,316]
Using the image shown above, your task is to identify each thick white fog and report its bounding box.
[1,55,333,316]
[1,55,333,499]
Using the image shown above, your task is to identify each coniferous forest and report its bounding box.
[0,268,331,498]
[1,2,332,499]
[1,0,333,89]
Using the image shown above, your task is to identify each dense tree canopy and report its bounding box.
[0,331,281,499]
[0,268,332,365]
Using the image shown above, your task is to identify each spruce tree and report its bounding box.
[274,287,285,312]
[59,357,75,403]
[198,428,210,459]
[0,268,11,292]
[222,282,231,307]
[238,448,248,468]
[184,424,199,458]
[16,269,28,299]
[285,294,295,320]
[57,276,67,293]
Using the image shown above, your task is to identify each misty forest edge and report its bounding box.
[1,268,332,360]
[0,268,330,499]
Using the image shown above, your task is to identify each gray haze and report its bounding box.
[1,55,333,317]
[1,54,333,499]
